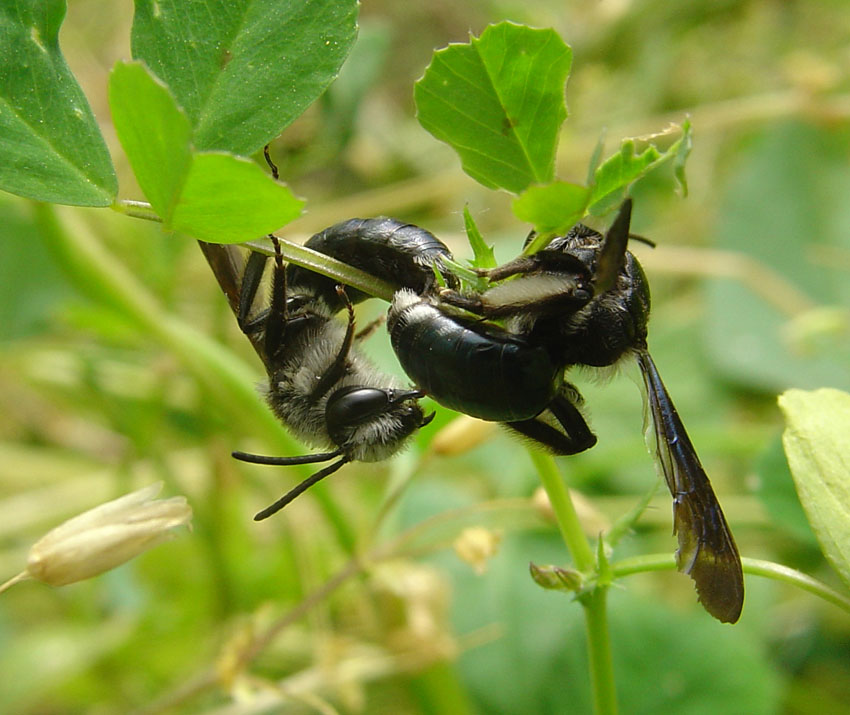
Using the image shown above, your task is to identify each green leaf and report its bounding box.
[170,153,304,243]
[511,121,691,243]
[415,22,571,193]
[131,0,358,156]
[779,388,850,589]
[588,120,692,214]
[512,181,589,241]
[110,61,303,243]
[109,62,192,219]
[463,206,497,269]
[0,0,116,206]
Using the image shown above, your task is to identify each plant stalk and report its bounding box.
[528,450,617,715]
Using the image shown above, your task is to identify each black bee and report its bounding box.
[199,235,432,521]
[387,200,744,623]
[387,290,596,455]
[386,204,642,456]
[284,216,458,313]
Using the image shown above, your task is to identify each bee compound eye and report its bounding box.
[326,386,391,437]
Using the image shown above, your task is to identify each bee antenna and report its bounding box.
[232,449,343,466]
[628,232,656,248]
[254,457,350,520]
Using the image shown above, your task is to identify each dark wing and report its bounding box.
[637,350,744,623]
[593,198,632,294]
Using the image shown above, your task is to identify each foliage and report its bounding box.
[1,0,850,713]
[109,61,303,243]
[415,21,691,248]
[780,388,850,590]
[0,0,115,205]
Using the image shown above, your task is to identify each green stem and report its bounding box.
[528,450,617,715]
[583,587,617,715]
[742,558,850,614]
[529,450,595,570]
[244,237,397,302]
[111,199,162,223]
[609,552,677,578]
[610,554,850,616]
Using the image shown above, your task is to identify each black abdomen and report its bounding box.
[388,294,558,422]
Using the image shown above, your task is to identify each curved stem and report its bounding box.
[0,570,30,594]
[742,558,850,615]
[610,554,850,616]
[609,552,677,578]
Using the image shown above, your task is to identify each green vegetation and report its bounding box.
[1,1,850,712]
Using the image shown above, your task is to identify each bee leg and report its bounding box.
[309,286,357,400]
[482,255,541,282]
[483,252,589,284]
[505,394,597,455]
[263,235,288,359]
[437,289,485,314]
[234,232,288,347]
[236,251,270,334]
[263,144,280,180]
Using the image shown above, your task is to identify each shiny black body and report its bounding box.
[386,204,646,458]
[286,217,457,312]
[388,293,559,422]
[388,290,597,455]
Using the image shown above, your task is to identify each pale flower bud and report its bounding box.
[0,483,192,593]
[453,526,502,575]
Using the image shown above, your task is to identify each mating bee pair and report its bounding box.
[200,202,744,623]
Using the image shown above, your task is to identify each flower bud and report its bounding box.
[453,526,502,575]
[529,562,583,592]
[15,483,191,589]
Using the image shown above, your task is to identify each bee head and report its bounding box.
[325,386,429,462]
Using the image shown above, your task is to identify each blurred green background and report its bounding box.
[2,1,850,712]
